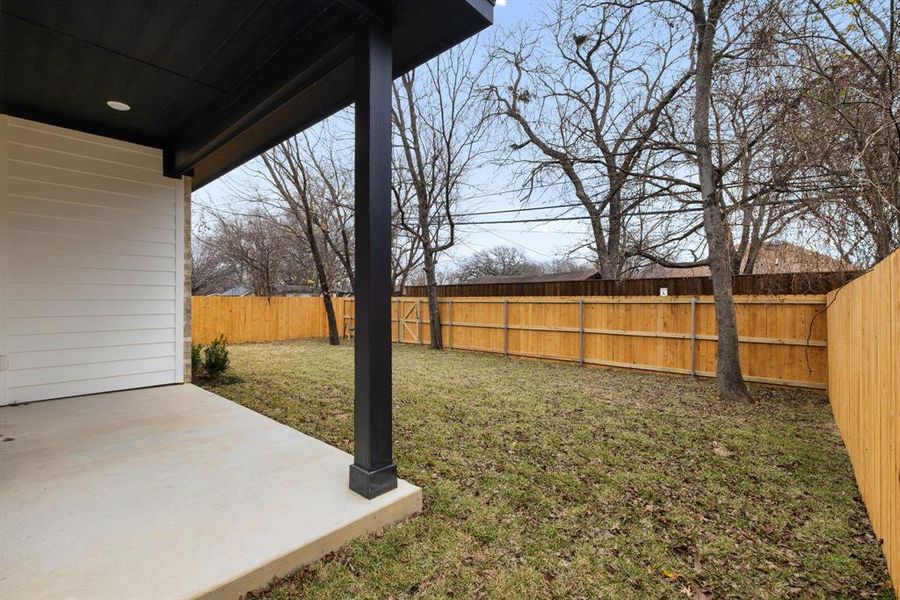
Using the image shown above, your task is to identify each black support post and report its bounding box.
[349,16,397,499]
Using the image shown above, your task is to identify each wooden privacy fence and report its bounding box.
[826,249,899,591]
[192,296,346,345]
[343,295,828,389]
[192,294,827,388]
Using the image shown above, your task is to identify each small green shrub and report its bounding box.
[191,343,205,378]
[204,335,230,377]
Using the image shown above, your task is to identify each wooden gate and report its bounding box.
[396,298,423,345]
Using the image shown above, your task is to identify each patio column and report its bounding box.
[350,16,397,499]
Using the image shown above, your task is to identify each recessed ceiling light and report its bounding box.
[106,100,131,112]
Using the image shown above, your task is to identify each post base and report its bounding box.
[349,463,398,499]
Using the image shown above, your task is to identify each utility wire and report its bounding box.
[470,224,563,260]
[195,196,811,228]
[410,198,807,226]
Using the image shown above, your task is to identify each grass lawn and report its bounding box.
[201,340,892,599]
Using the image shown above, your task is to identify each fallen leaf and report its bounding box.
[662,569,682,581]
[712,442,732,457]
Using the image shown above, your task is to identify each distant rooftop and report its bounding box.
[639,242,854,278]
[465,270,600,285]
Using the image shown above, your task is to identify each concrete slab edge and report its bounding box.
[196,484,424,600]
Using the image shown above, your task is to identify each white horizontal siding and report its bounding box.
[7,142,168,185]
[9,195,176,229]
[9,160,174,200]
[10,372,176,404]
[10,356,175,388]
[11,230,176,258]
[9,213,175,244]
[9,177,175,216]
[10,283,176,301]
[11,248,175,272]
[6,120,160,169]
[10,265,174,286]
[8,299,175,318]
[1,115,183,404]
[9,314,175,335]
[10,329,176,353]
[11,343,176,370]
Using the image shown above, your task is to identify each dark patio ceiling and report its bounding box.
[0,0,493,189]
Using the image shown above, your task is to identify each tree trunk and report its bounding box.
[693,0,751,402]
[423,248,443,349]
[321,292,340,345]
[702,206,751,402]
[303,214,341,345]
[605,182,623,279]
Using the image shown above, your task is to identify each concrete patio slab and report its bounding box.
[0,384,422,600]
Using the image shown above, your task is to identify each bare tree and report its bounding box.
[190,231,241,295]
[391,233,423,294]
[392,40,491,349]
[256,134,349,345]
[389,165,425,294]
[450,246,544,283]
[647,16,807,275]
[204,208,293,296]
[305,136,356,292]
[545,256,594,273]
[687,0,756,402]
[782,0,899,265]
[485,1,694,278]
[626,0,801,401]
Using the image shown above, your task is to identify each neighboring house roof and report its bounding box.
[465,270,600,285]
[639,264,711,278]
[639,242,853,278]
[219,285,252,297]
[750,241,853,273]
[215,283,331,297]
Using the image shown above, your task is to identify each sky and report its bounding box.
[198,0,597,268]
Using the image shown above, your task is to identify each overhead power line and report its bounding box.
[196,196,809,229]
[412,198,807,226]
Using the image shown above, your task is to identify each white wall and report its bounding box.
[0,115,184,404]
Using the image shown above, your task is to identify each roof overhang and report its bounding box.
[0,0,493,189]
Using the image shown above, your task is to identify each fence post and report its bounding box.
[448,299,453,350]
[395,297,400,344]
[579,298,585,365]
[689,297,697,378]
[503,298,509,356]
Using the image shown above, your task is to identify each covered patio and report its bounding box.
[0,1,493,598]
[1,385,421,599]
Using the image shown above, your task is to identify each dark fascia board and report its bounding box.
[179,0,493,189]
